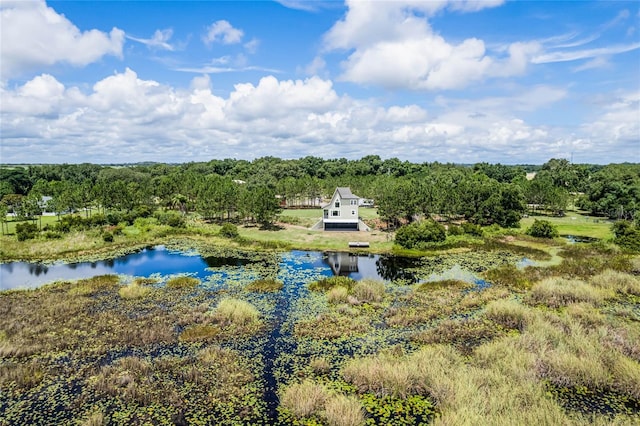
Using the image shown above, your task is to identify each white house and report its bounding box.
[321,187,369,231]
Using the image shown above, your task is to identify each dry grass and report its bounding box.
[0,361,44,389]
[212,298,260,326]
[352,279,385,303]
[68,275,120,296]
[166,275,200,289]
[279,380,329,418]
[527,277,607,308]
[80,408,106,426]
[118,282,152,299]
[323,394,364,426]
[589,269,640,296]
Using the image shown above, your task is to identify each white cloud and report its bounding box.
[203,20,243,45]
[322,0,531,90]
[244,38,260,54]
[532,43,640,64]
[127,28,175,51]
[0,70,635,164]
[0,0,124,79]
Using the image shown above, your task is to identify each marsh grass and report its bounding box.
[416,279,472,291]
[484,298,531,331]
[590,269,640,296]
[412,318,505,355]
[351,279,385,303]
[0,361,44,389]
[179,324,220,342]
[118,282,152,299]
[166,275,200,289]
[323,394,365,426]
[327,286,349,304]
[245,278,283,292]
[212,298,260,326]
[295,312,371,340]
[279,379,329,418]
[133,277,159,286]
[69,274,120,296]
[527,277,607,308]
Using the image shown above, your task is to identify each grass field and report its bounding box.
[520,212,614,240]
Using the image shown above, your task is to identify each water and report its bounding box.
[0,247,426,291]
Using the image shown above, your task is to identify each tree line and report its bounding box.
[1,156,638,234]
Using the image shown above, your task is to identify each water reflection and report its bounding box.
[322,252,420,283]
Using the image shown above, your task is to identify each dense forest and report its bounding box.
[1,156,638,235]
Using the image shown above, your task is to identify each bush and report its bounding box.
[219,222,239,238]
[54,215,87,232]
[526,219,559,239]
[102,232,114,242]
[309,276,355,292]
[395,220,446,249]
[153,210,185,228]
[16,222,38,241]
[447,225,464,236]
[462,222,484,236]
[612,220,640,252]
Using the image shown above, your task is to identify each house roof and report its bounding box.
[321,187,359,209]
[336,187,358,199]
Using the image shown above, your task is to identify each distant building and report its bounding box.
[321,187,369,231]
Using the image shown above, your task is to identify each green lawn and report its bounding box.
[277,207,380,227]
[520,213,614,240]
[1,215,60,235]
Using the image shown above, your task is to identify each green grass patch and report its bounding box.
[166,276,200,289]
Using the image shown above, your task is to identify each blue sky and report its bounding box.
[1,0,638,164]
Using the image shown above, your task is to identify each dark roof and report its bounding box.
[336,187,359,199]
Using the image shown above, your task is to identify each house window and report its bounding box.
[350,200,357,205]
[335,201,340,208]
[351,210,356,215]
[332,210,340,217]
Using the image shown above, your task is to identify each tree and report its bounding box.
[0,203,8,235]
[526,219,559,239]
[248,186,281,226]
[395,220,446,249]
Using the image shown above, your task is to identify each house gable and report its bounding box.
[322,187,360,230]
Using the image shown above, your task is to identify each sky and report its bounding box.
[0,0,639,165]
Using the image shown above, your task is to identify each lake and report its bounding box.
[0,246,435,290]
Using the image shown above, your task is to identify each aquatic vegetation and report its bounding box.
[2,243,639,424]
[246,278,284,292]
[309,276,356,292]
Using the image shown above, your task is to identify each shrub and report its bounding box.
[213,298,260,326]
[219,222,239,238]
[395,220,446,249]
[462,222,484,236]
[526,219,559,239]
[16,222,38,241]
[89,213,107,227]
[612,220,640,252]
[447,224,464,236]
[102,232,114,242]
[154,210,185,227]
